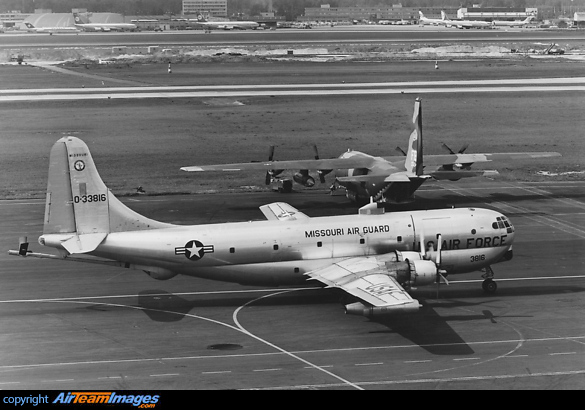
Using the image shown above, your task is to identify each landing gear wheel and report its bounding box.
[482,279,497,294]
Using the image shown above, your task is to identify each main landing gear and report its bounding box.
[481,265,497,294]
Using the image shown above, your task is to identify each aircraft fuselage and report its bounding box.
[41,208,514,286]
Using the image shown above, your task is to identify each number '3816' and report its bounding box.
[74,194,106,203]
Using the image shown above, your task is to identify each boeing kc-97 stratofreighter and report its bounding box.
[181,99,560,204]
[9,136,516,317]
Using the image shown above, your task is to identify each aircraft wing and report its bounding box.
[259,202,309,221]
[181,157,375,172]
[406,152,560,167]
[307,256,421,311]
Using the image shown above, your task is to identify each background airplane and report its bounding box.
[9,136,516,317]
[418,11,445,26]
[441,11,492,29]
[181,99,561,204]
[73,12,137,32]
[24,22,80,34]
[191,13,259,30]
[492,16,534,28]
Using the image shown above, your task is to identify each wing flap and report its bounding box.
[307,256,419,309]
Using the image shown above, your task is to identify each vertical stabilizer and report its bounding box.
[43,137,172,241]
[405,98,424,176]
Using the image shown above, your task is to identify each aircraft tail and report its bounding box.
[441,11,447,20]
[404,98,424,176]
[24,22,34,29]
[72,12,90,24]
[43,137,171,252]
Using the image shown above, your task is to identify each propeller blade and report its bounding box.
[395,146,407,156]
[268,145,275,161]
[441,142,455,154]
[312,143,320,160]
[266,145,275,184]
[458,143,469,154]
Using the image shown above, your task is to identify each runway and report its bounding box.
[2,179,584,389]
[1,77,584,102]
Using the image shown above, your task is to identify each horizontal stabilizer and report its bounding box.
[61,232,107,254]
[259,202,309,221]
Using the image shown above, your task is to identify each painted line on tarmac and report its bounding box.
[1,86,584,102]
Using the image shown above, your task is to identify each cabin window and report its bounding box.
[317,241,322,247]
[230,247,235,253]
[273,244,279,251]
[360,238,365,245]
[397,236,402,242]
[471,229,476,235]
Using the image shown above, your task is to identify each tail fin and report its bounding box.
[441,11,447,20]
[418,11,424,18]
[72,12,89,24]
[43,137,171,243]
[24,22,34,28]
[405,98,424,176]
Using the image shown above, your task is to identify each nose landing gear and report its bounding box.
[481,266,497,294]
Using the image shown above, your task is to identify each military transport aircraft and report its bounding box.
[418,11,446,26]
[191,14,259,30]
[9,136,516,317]
[181,99,561,204]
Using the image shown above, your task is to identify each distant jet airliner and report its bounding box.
[9,136,516,317]
[24,22,80,34]
[73,12,137,32]
[182,99,561,204]
[191,14,259,30]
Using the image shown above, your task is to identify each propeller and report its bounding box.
[441,142,469,155]
[395,146,407,156]
[312,144,332,183]
[434,234,449,299]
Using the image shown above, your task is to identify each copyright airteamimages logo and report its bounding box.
[52,392,159,407]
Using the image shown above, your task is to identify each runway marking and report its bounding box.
[503,354,529,358]
[549,352,577,356]
[453,357,481,361]
[201,371,231,375]
[42,379,74,383]
[150,373,180,377]
[436,182,585,239]
[2,274,585,305]
[2,77,584,95]
[355,362,384,366]
[1,85,584,102]
[253,368,282,372]
[232,289,366,391]
[404,360,431,364]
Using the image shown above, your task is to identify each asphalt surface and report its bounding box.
[0,28,583,390]
[1,179,584,390]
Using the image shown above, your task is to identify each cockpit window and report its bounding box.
[493,217,515,232]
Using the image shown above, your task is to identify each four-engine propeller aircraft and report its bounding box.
[9,136,516,317]
[181,99,561,204]
[73,12,137,32]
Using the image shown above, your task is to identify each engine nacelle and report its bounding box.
[144,269,178,280]
[388,257,436,287]
[406,259,437,287]
[293,171,315,187]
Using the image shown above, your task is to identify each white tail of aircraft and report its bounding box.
[404,98,424,176]
[42,137,171,253]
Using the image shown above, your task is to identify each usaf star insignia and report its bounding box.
[175,240,214,260]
